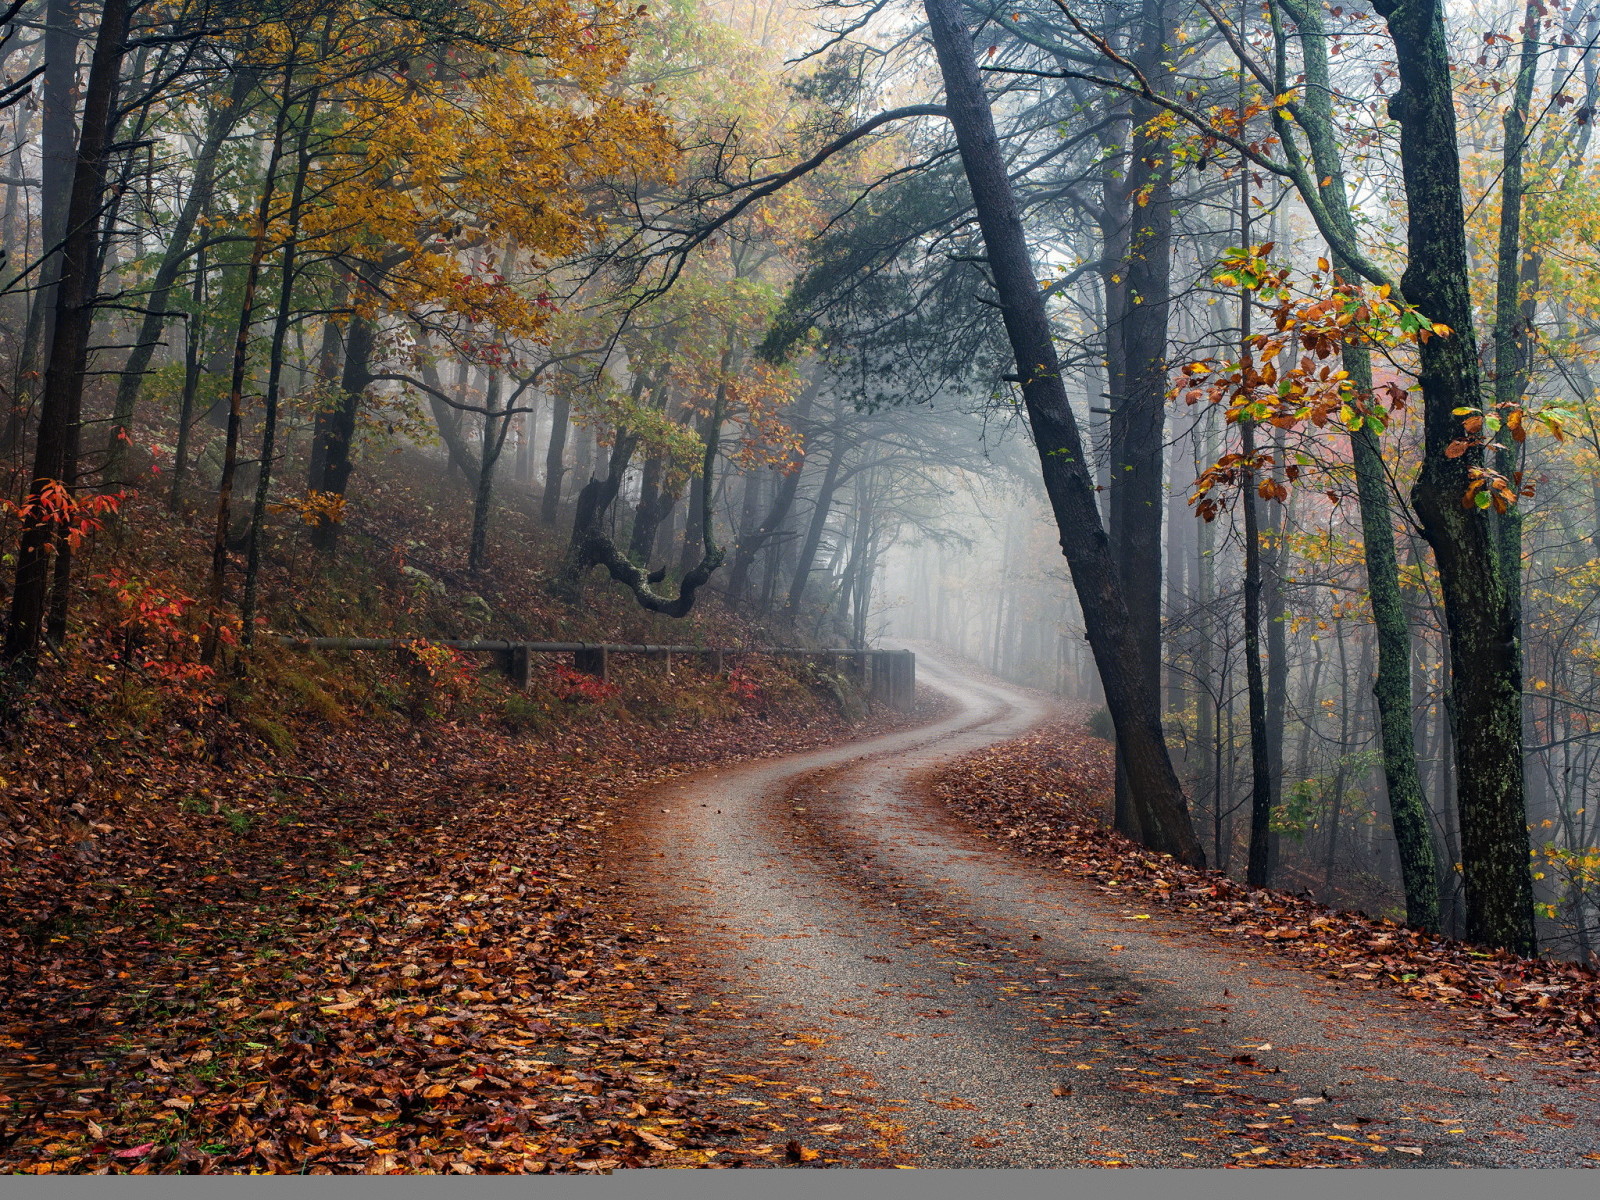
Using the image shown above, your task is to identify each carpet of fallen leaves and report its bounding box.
[0,664,895,1174]
[931,720,1600,1059]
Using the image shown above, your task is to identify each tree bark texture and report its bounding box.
[1373,0,1534,951]
[4,0,127,675]
[1280,0,1441,931]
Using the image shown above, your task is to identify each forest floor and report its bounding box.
[0,679,915,1174]
[0,446,920,1174]
[612,649,1600,1168]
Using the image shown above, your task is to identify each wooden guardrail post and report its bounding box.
[396,643,431,717]
[502,644,533,690]
[864,650,915,712]
[868,651,891,706]
[573,646,609,680]
[893,649,916,711]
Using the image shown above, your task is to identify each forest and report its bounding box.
[2,0,1600,1175]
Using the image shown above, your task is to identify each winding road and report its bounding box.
[618,652,1600,1167]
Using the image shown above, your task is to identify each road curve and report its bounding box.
[617,652,1600,1167]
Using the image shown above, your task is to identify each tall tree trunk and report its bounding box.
[678,349,732,580]
[1264,443,1290,881]
[213,69,293,601]
[516,403,537,485]
[728,382,816,603]
[17,0,80,398]
[307,304,373,554]
[1242,417,1274,885]
[168,240,206,508]
[1374,0,1535,951]
[242,88,318,644]
[468,370,505,572]
[785,398,847,617]
[923,0,1203,864]
[629,451,666,563]
[1240,168,1275,888]
[1281,0,1440,931]
[1110,0,1177,843]
[105,72,251,482]
[1490,0,1540,610]
[540,388,570,524]
[727,468,766,600]
[3,0,126,677]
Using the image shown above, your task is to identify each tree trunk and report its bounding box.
[1282,0,1440,931]
[1490,0,1540,610]
[307,306,373,554]
[242,89,319,643]
[213,74,293,601]
[1374,0,1535,951]
[1110,0,1177,843]
[728,384,815,604]
[629,451,666,563]
[1264,443,1289,882]
[1240,167,1275,888]
[3,0,127,677]
[16,0,80,400]
[540,388,570,524]
[785,400,847,617]
[422,356,476,480]
[1242,414,1274,886]
[105,72,251,482]
[923,0,1203,864]
[168,240,207,508]
[469,370,506,572]
[569,425,639,563]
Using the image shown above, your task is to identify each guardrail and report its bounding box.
[278,637,916,712]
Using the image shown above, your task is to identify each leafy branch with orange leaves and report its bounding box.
[1179,243,1571,521]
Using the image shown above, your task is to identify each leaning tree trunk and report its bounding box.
[422,357,477,481]
[105,72,251,483]
[923,0,1202,864]
[1373,0,1534,951]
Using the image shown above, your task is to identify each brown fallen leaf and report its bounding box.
[634,1129,676,1153]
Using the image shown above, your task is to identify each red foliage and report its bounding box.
[97,570,215,684]
[724,668,761,704]
[4,481,123,552]
[548,664,620,704]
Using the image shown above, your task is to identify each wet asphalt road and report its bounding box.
[621,652,1600,1167]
